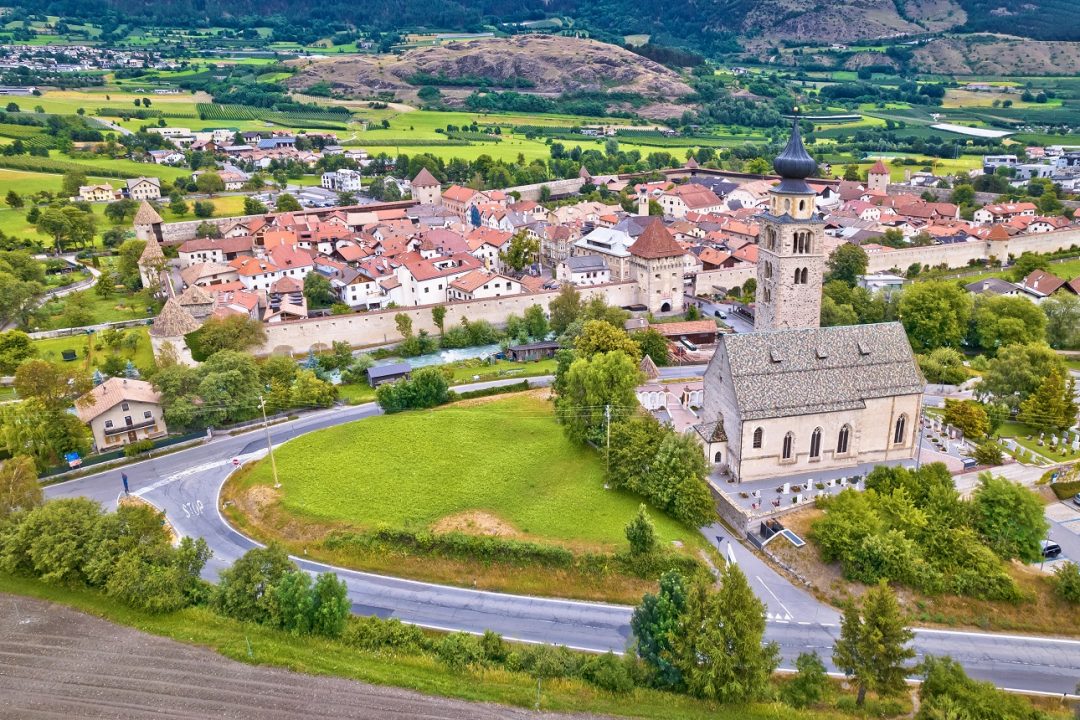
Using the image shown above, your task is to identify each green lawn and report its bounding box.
[30,326,155,374]
[445,358,557,383]
[335,382,376,404]
[241,394,694,550]
[996,420,1078,464]
[36,287,160,330]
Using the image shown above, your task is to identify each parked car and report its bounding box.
[714,310,728,319]
[1073,493,1080,508]
[1041,540,1062,559]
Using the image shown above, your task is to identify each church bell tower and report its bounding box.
[754,116,826,331]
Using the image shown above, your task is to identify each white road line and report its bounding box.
[914,627,1080,645]
[755,575,794,621]
[133,460,229,497]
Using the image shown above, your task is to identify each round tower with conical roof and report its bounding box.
[755,115,826,331]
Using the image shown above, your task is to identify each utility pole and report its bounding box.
[259,394,280,489]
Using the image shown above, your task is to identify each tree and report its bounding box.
[303,272,336,309]
[917,347,967,385]
[271,570,313,635]
[971,472,1048,563]
[214,544,295,624]
[971,295,1046,352]
[0,455,42,519]
[16,359,90,410]
[195,172,225,195]
[169,195,189,217]
[375,366,450,413]
[499,231,539,272]
[843,164,861,181]
[195,221,222,239]
[832,581,915,706]
[826,243,868,286]
[972,441,1003,467]
[0,397,91,469]
[943,399,989,439]
[1017,366,1076,432]
[1042,294,1080,349]
[5,190,23,209]
[309,572,350,637]
[673,564,778,703]
[35,205,96,253]
[574,319,640,361]
[1009,252,1047,282]
[781,652,829,709]
[898,281,973,352]
[523,304,548,339]
[631,569,687,689]
[290,369,337,408]
[950,184,975,206]
[555,350,640,445]
[104,198,138,224]
[625,504,657,556]
[979,342,1067,411]
[917,655,1047,720]
[1053,561,1080,604]
[633,328,670,366]
[0,330,35,374]
[548,283,582,335]
[431,305,447,335]
[187,316,266,358]
[60,170,87,198]
[243,196,268,215]
[394,312,413,339]
[193,200,214,218]
[275,193,301,212]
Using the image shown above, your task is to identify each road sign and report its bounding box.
[232,458,240,467]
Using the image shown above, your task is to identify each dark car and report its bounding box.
[1041,540,1062,559]
[714,310,728,319]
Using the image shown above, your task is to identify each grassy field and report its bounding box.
[240,394,691,549]
[36,286,160,330]
[30,326,155,373]
[0,572,907,720]
[225,393,711,601]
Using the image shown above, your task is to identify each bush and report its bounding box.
[342,615,431,653]
[436,632,485,672]
[781,651,828,709]
[1053,561,1080,604]
[582,652,635,694]
[375,366,450,413]
[452,380,529,401]
[123,438,155,457]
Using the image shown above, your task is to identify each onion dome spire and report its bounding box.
[773,110,818,181]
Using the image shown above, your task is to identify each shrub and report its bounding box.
[582,652,635,694]
[436,632,485,672]
[342,615,431,653]
[123,438,155,457]
[1053,561,1080,604]
[781,651,828,709]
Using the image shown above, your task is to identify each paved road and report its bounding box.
[45,378,1080,696]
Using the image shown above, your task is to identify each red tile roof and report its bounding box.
[630,220,684,259]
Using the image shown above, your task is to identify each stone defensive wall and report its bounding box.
[256,282,640,355]
[866,227,1080,273]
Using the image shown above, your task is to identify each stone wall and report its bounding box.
[158,214,263,244]
[692,265,756,296]
[256,282,640,355]
[865,227,1080,273]
[890,183,1080,211]
[508,178,585,201]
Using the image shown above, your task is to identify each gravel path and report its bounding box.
[0,593,605,720]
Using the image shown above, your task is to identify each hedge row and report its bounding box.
[356,139,472,147]
[452,380,530,401]
[0,156,142,178]
[1051,480,1080,500]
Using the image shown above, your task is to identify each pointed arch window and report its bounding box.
[837,424,851,455]
[893,414,907,445]
[752,427,763,449]
[809,427,822,459]
[782,432,794,460]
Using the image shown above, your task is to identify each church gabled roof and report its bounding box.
[719,322,923,420]
[412,167,440,187]
[629,219,684,259]
[134,200,163,225]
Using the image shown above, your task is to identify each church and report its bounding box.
[697,121,924,483]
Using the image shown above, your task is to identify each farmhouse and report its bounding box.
[76,377,167,451]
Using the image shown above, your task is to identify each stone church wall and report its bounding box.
[256,282,640,355]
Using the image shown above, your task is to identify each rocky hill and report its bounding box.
[912,35,1080,75]
[288,35,694,118]
[740,0,965,46]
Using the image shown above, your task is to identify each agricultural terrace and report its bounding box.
[224,393,710,603]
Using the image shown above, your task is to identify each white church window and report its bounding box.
[782,432,794,460]
[809,428,822,459]
[752,427,763,449]
[837,425,851,455]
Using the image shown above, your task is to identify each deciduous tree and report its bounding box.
[898,281,973,352]
[970,472,1049,563]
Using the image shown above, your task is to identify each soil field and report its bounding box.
[0,592,598,720]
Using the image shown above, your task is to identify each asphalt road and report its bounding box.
[45,376,1080,696]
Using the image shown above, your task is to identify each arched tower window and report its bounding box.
[714,451,722,463]
[800,267,809,284]
[893,414,907,445]
[782,432,794,460]
[764,263,773,279]
[809,428,822,459]
[837,425,851,455]
[794,267,802,284]
[763,287,771,303]
[799,199,806,212]
[752,427,763,449]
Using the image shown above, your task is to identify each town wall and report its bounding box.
[158,214,262,244]
[865,227,1080,273]
[508,178,585,201]
[692,265,756,295]
[256,282,640,355]
[890,183,1080,211]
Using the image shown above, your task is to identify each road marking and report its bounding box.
[914,627,1080,645]
[133,460,230,497]
[756,576,793,621]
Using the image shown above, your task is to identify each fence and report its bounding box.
[38,430,206,480]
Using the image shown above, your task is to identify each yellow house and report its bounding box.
[78,184,115,202]
[75,377,168,450]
